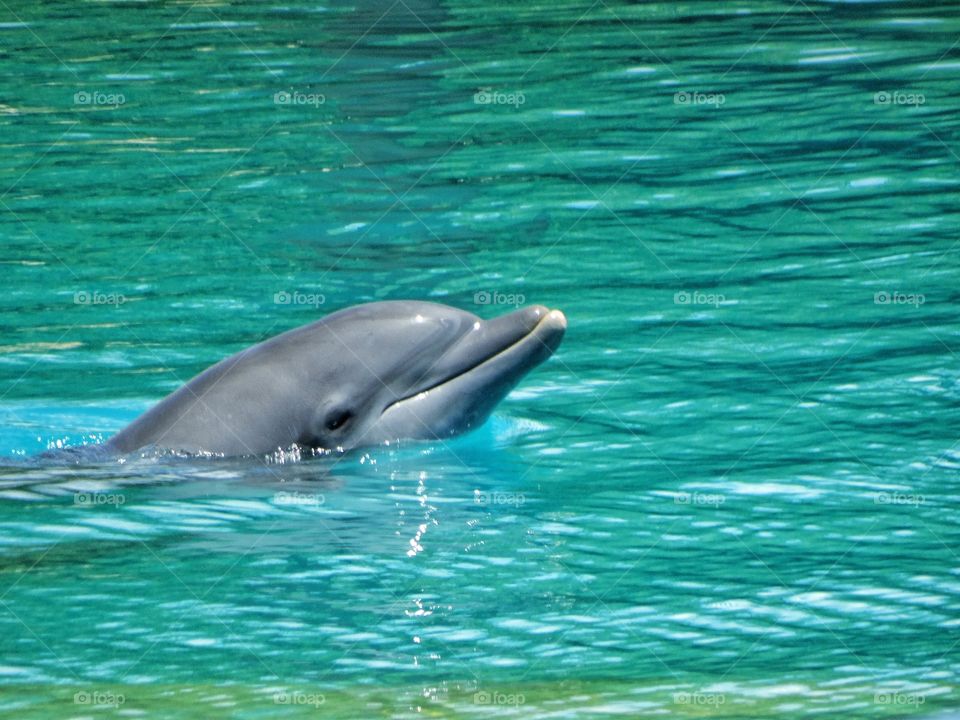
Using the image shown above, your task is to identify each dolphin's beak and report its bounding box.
[375,305,566,439]
[484,304,567,354]
[436,304,565,379]
[527,305,567,351]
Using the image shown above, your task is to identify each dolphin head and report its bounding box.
[295,300,566,451]
[104,300,566,458]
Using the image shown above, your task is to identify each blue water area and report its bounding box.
[1,0,959,717]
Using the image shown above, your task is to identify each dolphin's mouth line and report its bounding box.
[381,311,559,415]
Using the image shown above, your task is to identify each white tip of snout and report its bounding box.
[542,309,567,331]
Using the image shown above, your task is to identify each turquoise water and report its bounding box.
[2,0,959,717]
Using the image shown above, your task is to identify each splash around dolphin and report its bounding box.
[104,300,566,457]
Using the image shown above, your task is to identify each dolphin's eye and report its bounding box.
[325,408,353,432]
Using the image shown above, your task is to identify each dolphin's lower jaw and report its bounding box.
[369,307,566,443]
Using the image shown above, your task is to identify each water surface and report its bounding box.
[1,0,959,717]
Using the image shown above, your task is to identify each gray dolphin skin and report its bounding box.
[106,301,566,457]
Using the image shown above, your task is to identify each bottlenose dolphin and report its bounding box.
[106,301,566,457]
